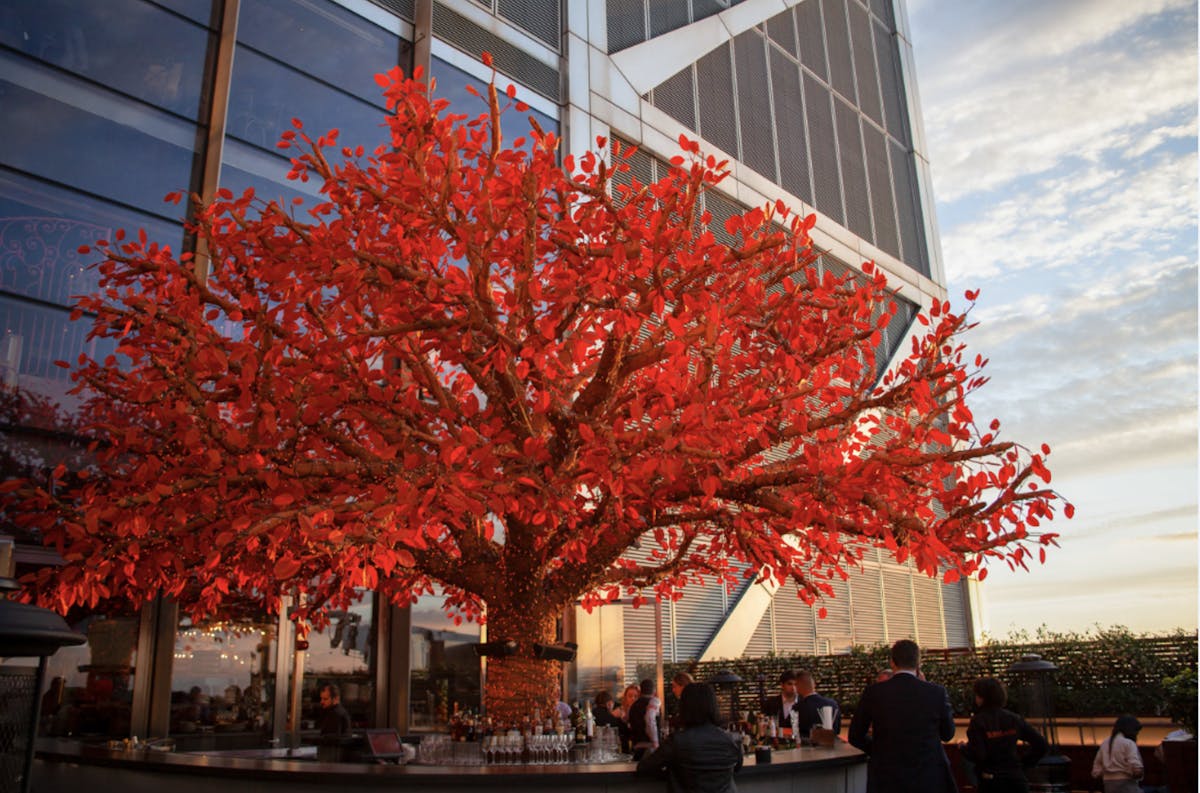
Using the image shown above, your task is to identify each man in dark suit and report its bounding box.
[848,639,957,793]
[795,670,841,738]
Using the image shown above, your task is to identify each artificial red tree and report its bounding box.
[7,65,1069,722]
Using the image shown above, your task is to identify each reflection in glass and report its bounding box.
[38,612,139,739]
[0,0,212,119]
[300,591,375,732]
[154,0,216,26]
[0,295,117,407]
[430,57,559,154]
[409,593,481,731]
[0,170,184,307]
[0,62,199,218]
[170,616,277,749]
[237,0,411,107]
[226,45,391,152]
[218,138,326,222]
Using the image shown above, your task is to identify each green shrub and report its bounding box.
[1162,667,1197,736]
[644,628,1196,721]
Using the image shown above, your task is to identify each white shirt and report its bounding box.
[644,696,661,748]
[1092,734,1144,781]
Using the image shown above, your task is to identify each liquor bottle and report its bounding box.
[584,700,594,740]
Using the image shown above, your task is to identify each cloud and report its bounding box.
[1151,531,1200,543]
[987,562,1196,603]
[940,146,1197,282]
[955,248,1197,484]
[908,0,1198,637]
[913,1,1198,204]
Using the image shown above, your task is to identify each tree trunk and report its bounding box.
[483,606,562,727]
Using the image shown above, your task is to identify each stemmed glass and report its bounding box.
[507,734,522,764]
[555,733,570,764]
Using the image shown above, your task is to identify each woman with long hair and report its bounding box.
[1091,715,1144,793]
[963,677,1048,793]
[636,682,742,793]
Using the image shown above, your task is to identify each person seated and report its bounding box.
[637,683,742,793]
[593,691,624,727]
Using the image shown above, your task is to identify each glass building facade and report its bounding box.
[1,0,973,744]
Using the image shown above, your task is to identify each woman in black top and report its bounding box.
[963,677,1048,793]
[637,683,742,793]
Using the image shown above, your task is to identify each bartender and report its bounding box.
[318,684,352,736]
[761,670,800,727]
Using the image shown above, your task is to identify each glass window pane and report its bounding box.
[300,591,376,732]
[38,611,139,739]
[219,138,326,215]
[156,0,216,26]
[0,294,117,408]
[0,55,199,218]
[237,0,411,107]
[0,0,212,119]
[226,45,391,152]
[409,593,481,731]
[170,614,278,750]
[430,56,558,151]
[0,170,184,307]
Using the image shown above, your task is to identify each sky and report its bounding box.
[906,0,1198,638]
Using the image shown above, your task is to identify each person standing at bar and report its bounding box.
[637,683,742,793]
[795,670,841,739]
[849,639,957,793]
[629,678,662,760]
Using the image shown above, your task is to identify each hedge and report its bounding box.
[641,627,1197,721]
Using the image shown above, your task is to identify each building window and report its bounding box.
[409,592,481,730]
[37,611,140,739]
[169,613,278,749]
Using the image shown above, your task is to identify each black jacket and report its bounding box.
[797,692,841,736]
[760,694,797,722]
[318,702,352,737]
[964,706,1047,780]
[848,672,957,793]
[629,695,656,747]
[637,723,743,793]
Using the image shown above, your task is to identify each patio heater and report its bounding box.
[0,537,86,793]
[1007,653,1070,793]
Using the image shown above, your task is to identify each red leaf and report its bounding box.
[273,555,301,580]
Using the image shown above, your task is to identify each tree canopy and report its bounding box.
[8,65,1068,716]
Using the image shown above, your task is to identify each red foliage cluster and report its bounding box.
[10,68,1067,659]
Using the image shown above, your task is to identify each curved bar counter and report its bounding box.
[35,739,867,793]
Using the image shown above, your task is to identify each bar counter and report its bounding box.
[35,738,867,793]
